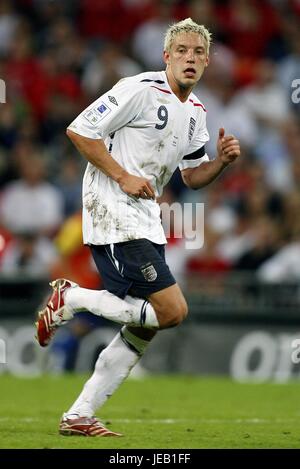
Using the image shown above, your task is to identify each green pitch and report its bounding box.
[1,374,300,448]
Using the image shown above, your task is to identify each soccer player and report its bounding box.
[36,18,240,437]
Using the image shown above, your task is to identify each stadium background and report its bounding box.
[0,0,300,386]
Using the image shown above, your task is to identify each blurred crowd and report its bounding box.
[0,0,300,290]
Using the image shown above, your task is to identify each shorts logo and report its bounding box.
[141,263,157,282]
[83,101,111,126]
[108,95,118,106]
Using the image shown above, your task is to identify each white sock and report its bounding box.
[64,327,151,418]
[65,287,159,329]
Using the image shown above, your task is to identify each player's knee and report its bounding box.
[156,300,188,329]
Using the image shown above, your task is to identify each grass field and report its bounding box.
[1,374,300,449]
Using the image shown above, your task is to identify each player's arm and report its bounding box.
[66,132,155,200]
[66,79,155,200]
[181,128,240,190]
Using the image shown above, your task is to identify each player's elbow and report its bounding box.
[181,169,199,190]
[186,180,199,190]
[66,128,76,141]
[182,176,191,189]
[182,172,192,189]
[182,176,200,190]
[183,175,206,190]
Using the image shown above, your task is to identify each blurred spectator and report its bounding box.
[39,17,90,76]
[216,210,256,264]
[281,190,300,239]
[277,15,300,107]
[4,21,48,118]
[0,0,19,57]
[132,1,174,70]
[217,0,280,58]
[187,0,217,36]
[82,42,142,99]
[55,156,83,217]
[219,151,263,201]
[0,224,12,264]
[185,224,232,295]
[0,102,18,149]
[204,183,237,235]
[254,116,299,192]
[0,231,57,276]
[50,211,100,289]
[78,0,132,42]
[0,152,63,236]
[186,224,232,275]
[258,222,300,282]
[234,59,290,132]
[234,216,281,271]
[195,47,258,154]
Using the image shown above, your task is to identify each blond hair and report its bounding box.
[164,18,212,54]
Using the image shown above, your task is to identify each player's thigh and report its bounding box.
[147,283,188,329]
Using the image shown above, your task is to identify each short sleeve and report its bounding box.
[67,78,146,140]
[179,112,210,171]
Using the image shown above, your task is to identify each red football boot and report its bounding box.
[35,278,77,347]
[59,416,122,437]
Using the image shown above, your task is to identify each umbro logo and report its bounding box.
[108,95,118,106]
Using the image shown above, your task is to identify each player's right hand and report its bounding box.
[118,173,155,200]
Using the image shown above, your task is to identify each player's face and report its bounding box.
[164,32,209,90]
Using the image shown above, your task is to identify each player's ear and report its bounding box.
[163,50,170,65]
[205,55,210,67]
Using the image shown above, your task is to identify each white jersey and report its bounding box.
[68,71,209,245]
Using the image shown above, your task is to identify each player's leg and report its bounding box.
[36,240,180,346]
[63,240,179,330]
[147,283,188,329]
[61,325,156,430]
[64,284,160,328]
[57,281,187,330]
[36,239,188,346]
[60,285,185,426]
[59,288,186,436]
[58,241,187,436]
[35,279,159,347]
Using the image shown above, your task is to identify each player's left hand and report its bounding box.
[217,127,241,164]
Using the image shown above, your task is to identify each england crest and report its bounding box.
[141,263,157,282]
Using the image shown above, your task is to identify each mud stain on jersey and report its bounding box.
[140,162,172,191]
[156,165,172,187]
[84,193,109,229]
[84,191,138,240]
[156,141,165,152]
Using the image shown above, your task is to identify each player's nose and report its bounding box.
[186,53,195,63]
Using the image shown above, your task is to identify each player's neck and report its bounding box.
[165,69,193,102]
